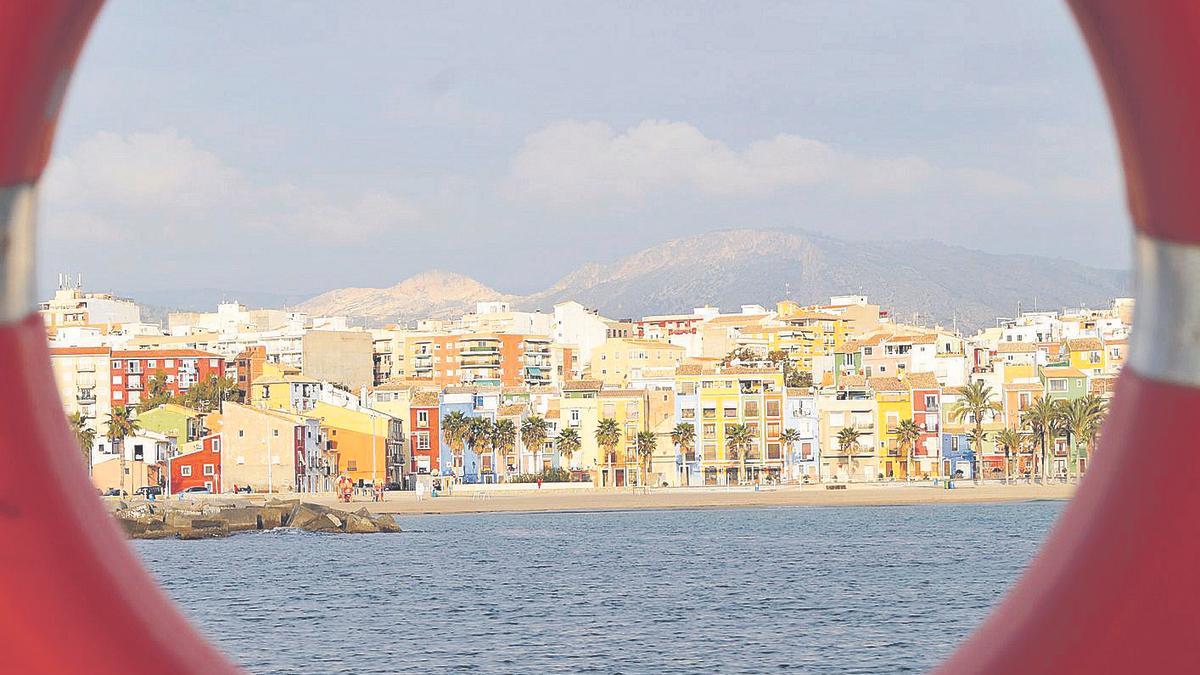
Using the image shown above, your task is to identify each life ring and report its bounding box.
[0,2,1190,673]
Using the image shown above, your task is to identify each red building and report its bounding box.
[110,349,224,409]
[907,372,941,471]
[634,314,701,338]
[230,345,266,402]
[169,432,221,494]
[409,390,441,474]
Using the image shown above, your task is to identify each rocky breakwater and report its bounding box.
[113,499,401,540]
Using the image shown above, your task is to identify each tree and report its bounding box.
[725,423,754,485]
[967,428,990,480]
[1058,395,1107,482]
[896,418,923,480]
[138,370,175,413]
[67,412,96,474]
[780,428,804,481]
[634,431,657,487]
[836,427,863,481]
[182,375,239,413]
[670,422,695,485]
[520,415,549,473]
[995,428,1026,484]
[105,406,140,497]
[720,347,759,366]
[442,411,469,471]
[595,418,622,487]
[950,381,1002,483]
[494,418,517,474]
[465,417,496,478]
[556,427,581,469]
[785,370,814,390]
[1023,397,1059,483]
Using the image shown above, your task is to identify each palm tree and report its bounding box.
[780,428,803,482]
[634,431,657,487]
[494,418,517,475]
[520,415,549,473]
[1059,395,1107,482]
[995,428,1025,485]
[441,411,469,473]
[68,412,97,475]
[595,418,622,487]
[726,423,753,485]
[464,416,495,480]
[950,381,1002,483]
[896,418,923,480]
[1023,397,1058,483]
[556,427,581,470]
[105,406,140,497]
[967,428,990,480]
[670,422,695,485]
[1079,395,1108,471]
[837,426,863,481]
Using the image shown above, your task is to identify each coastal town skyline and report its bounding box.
[44,277,1128,495]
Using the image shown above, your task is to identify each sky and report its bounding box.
[40,0,1131,301]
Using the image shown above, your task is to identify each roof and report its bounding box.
[888,334,937,345]
[411,391,440,407]
[996,342,1037,353]
[497,404,527,417]
[839,374,868,389]
[49,346,111,356]
[675,364,703,376]
[443,385,501,394]
[544,409,561,419]
[563,379,602,391]
[111,349,223,359]
[904,372,940,390]
[706,314,769,324]
[372,380,416,392]
[602,338,685,350]
[1042,367,1087,378]
[868,376,909,392]
[599,389,645,399]
[1091,376,1119,395]
[141,403,202,418]
[720,366,782,375]
[1065,337,1104,351]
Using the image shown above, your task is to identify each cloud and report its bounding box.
[41,129,422,243]
[504,120,957,206]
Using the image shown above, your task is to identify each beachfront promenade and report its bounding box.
[273,482,1076,516]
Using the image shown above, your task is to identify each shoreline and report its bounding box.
[203,483,1076,517]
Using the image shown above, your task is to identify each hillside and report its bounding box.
[295,229,1130,330]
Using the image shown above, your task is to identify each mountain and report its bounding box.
[298,270,516,324]
[295,229,1130,331]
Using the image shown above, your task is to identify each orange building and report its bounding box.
[411,333,559,388]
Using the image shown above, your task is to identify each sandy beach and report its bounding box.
[286,483,1076,516]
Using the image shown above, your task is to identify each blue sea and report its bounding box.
[134,501,1061,674]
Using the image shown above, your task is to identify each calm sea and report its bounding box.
[133,501,1062,674]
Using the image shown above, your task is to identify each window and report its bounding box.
[202,464,215,476]
[238,430,244,437]
[273,429,279,437]
[602,404,616,418]
[417,410,429,427]
[114,391,123,400]
[829,412,844,427]
[681,408,695,419]
[347,460,358,471]
[209,359,220,367]
[744,401,759,417]
[723,403,737,418]
[112,375,122,385]
[212,438,220,453]
[113,360,122,369]
[165,359,174,368]
[1049,379,1067,393]
[417,432,430,450]
[863,347,873,356]
[703,423,716,436]
[180,465,192,477]
[765,400,780,417]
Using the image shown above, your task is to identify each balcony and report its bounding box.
[76,390,96,404]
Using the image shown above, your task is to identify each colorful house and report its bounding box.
[311,401,403,487]
[169,432,222,494]
[1064,338,1106,376]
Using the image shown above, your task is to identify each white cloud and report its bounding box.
[504,119,952,206]
[41,129,423,243]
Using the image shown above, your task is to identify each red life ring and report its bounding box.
[0,2,1191,673]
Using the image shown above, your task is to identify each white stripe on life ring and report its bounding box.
[1130,233,1200,387]
[0,182,37,325]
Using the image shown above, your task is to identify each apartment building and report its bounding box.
[109,349,225,409]
[588,338,686,387]
[49,346,112,435]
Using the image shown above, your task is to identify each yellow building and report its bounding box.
[675,365,787,486]
[1065,337,1106,376]
[588,338,685,387]
[310,402,404,486]
[869,376,913,479]
[249,374,321,413]
[749,308,847,376]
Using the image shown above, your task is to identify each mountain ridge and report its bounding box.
[295,228,1130,331]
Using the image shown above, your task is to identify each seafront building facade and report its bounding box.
[44,282,1134,493]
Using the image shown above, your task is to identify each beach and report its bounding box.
[284,482,1076,516]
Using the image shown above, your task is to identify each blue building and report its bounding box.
[940,432,975,479]
[438,388,501,483]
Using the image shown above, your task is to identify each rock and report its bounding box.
[374,514,402,533]
[346,513,379,534]
[288,503,332,529]
[355,507,371,517]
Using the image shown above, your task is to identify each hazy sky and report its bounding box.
[41,0,1130,300]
